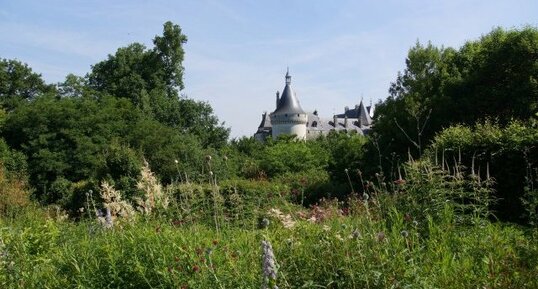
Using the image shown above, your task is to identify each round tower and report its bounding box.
[270,69,307,140]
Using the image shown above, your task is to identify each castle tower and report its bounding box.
[270,69,307,140]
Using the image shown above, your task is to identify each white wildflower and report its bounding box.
[268,208,296,229]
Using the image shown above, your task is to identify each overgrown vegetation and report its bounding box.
[0,23,537,288]
[1,160,537,288]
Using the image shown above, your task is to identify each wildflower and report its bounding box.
[104,207,113,229]
[78,207,84,213]
[412,220,419,227]
[335,234,344,241]
[344,168,349,173]
[376,231,386,242]
[400,230,409,238]
[362,193,369,201]
[322,225,330,232]
[223,155,228,161]
[268,208,296,229]
[205,155,212,161]
[135,161,169,213]
[261,240,279,289]
[174,159,179,164]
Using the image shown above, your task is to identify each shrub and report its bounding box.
[0,165,30,218]
[428,120,538,224]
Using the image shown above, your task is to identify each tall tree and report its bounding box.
[88,21,229,146]
[0,58,55,111]
[372,27,538,170]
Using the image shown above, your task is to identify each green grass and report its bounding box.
[1,200,537,289]
[1,161,538,288]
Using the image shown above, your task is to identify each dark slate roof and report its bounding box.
[257,112,271,129]
[335,100,372,126]
[273,71,305,115]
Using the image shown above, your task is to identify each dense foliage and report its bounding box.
[1,160,537,288]
[0,22,538,288]
[0,22,229,211]
[373,26,538,158]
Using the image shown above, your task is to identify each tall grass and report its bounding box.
[0,160,537,288]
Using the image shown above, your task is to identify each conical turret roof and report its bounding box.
[357,100,372,126]
[273,70,305,115]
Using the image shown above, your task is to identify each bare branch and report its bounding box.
[419,109,433,134]
[394,118,420,149]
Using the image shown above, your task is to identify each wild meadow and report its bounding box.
[1,157,537,288]
[1,23,537,288]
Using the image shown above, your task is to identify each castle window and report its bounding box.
[312,121,318,127]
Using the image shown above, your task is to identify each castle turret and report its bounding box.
[356,99,372,127]
[270,69,307,140]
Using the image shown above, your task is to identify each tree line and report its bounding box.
[0,23,536,224]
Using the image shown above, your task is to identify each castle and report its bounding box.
[254,70,374,141]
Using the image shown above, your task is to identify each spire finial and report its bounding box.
[285,67,291,85]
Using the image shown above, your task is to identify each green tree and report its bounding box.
[449,27,538,124]
[0,58,55,111]
[258,138,329,177]
[318,131,368,184]
[372,26,538,174]
[88,21,229,147]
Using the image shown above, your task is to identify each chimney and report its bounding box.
[333,115,338,128]
[275,91,280,109]
[344,116,349,128]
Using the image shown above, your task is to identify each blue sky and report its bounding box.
[1,0,537,137]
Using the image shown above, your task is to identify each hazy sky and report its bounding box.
[1,0,537,138]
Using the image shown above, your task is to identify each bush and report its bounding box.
[0,165,31,218]
[428,120,538,224]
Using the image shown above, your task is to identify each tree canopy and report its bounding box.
[372,26,538,160]
[0,21,229,209]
